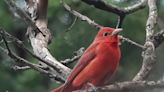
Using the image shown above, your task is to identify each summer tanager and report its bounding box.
[52,27,122,92]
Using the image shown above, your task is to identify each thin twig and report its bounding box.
[66,16,78,32]
[116,15,125,28]
[60,0,102,29]
[61,0,144,49]
[12,66,31,71]
[119,35,145,49]
[12,64,47,71]
[61,47,85,65]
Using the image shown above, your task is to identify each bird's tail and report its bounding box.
[51,84,64,92]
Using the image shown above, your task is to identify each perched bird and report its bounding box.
[52,27,122,92]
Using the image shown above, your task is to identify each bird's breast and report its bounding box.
[84,42,121,85]
[96,42,120,64]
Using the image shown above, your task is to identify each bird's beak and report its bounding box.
[112,28,123,35]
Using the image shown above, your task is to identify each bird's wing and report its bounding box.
[61,43,98,92]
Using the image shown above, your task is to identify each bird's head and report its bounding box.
[95,27,122,43]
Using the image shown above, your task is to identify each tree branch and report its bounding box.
[4,0,44,36]
[133,0,157,81]
[119,35,145,49]
[0,29,64,82]
[1,29,60,71]
[3,0,164,91]
[61,0,145,49]
[116,15,125,28]
[75,81,164,92]
[61,47,85,65]
[2,29,84,66]
[81,0,147,16]
[4,0,71,81]
[60,0,102,29]
[12,65,31,71]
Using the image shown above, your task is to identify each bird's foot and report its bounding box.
[84,83,98,92]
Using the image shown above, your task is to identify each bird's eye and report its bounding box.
[103,32,110,36]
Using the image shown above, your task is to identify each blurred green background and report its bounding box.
[0,0,164,92]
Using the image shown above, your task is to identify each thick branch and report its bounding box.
[81,0,147,15]
[75,81,164,92]
[6,0,71,80]
[0,29,64,82]
[81,0,147,28]
[99,81,164,92]
[0,46,65,82]
[3,29,84,66]
[37,0,48,23]
[2,30,62,72]
[133,0,157,81]
[4,0,44,35]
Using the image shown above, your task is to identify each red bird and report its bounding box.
[52,27,122,92]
